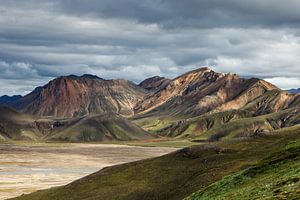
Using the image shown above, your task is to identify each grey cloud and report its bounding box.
[0,0,300,95]
[55,0,300,29]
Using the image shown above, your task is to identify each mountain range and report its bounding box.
[3,67,300,200]
[1,67,300,142]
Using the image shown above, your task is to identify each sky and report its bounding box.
[0,0,300,95]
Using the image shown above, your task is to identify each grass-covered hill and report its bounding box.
[185,136,300,200]
[12,125,300,200]
[0,105,153,142]
[47,114,153,142]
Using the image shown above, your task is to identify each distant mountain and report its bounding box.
[0,95,22,106]
[3,67,300,143]
[13,75,147,118]
[288,88,300,94]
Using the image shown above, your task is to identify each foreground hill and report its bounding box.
[186,138,300,200]
[0,105,152,142]
[13,75,147,118]
[12,125,300,200]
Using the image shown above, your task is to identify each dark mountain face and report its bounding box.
[13,75,147,118]
[0,95,22,106]
[138,76,171,92]
[288,88,300,94]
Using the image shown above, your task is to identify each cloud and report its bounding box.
[265,77,300,90]
[0,0,300,95]
[55,0,300,29]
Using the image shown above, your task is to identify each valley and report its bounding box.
[1,67,300,200]
[0,142,176,200]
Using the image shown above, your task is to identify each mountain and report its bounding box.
[134,67,278,117]
[2,68,300,143]
[138,76,171,92]
[288,88,300,94]
[0,95,22,106]
[13,75,147,118]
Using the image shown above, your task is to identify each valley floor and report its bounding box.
[0,142,177,200]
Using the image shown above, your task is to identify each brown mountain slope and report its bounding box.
[14,75,147,118]
[134,67,278,117]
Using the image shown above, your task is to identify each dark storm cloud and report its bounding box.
[0,0,300,95]
[56,0,300,29]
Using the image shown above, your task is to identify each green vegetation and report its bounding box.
[12,126,300,200]
[185,138,300,200]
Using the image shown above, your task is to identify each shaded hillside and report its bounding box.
[138,76,171,92]
[0,106,152,142]
[47,114,153,142]
[13,75,147,118]
[0,106,41,141]
[134,67,278,117]
[12,126,300,200]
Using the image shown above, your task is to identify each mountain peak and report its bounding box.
[14,75,147,117]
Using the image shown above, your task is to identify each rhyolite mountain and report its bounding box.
[6,68,284,119]
[13,74,147,118]
[134,67,278,117]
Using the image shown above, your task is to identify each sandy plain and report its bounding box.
[0,143,177,200]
